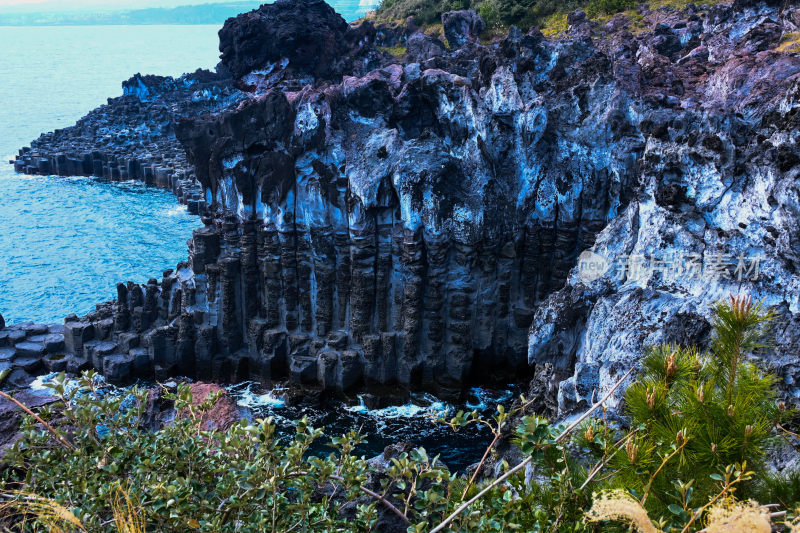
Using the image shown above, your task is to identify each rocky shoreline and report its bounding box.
[4,0,800,420]
[10,70,245,215]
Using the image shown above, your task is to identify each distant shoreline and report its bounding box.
[0,2,262,26]
[0,23,228,26]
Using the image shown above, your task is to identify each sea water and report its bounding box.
[0,25,221,323]
[30,371,518,471]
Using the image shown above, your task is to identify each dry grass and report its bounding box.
[590,9,647,35]
[0,486,145,533]
[0,491,86,532]
[541,13,568,37]
[478,26,508,44]
[704,500,771,533]
[380,46,407,57]
[586,490,660,533]
[423,23,444,39]
[111,486,145,533]
[586,492,776,533]
[777,32,800,54]
[647,0,721,9]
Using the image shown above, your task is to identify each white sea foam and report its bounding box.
[29,372,61,394]
[465,388,514,411]
[29,371,107,398]
[228,382,287,410]
[166,205,188,216]
[347,393,452,420]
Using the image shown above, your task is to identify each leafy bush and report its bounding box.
[1,296,798,532]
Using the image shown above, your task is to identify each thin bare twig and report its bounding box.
[640,438,688,506]
[0,391,74,451]
[284,470,409,524]
[459,398,537,500]
[430,367,634,533]
[462,432,501,500]
[579,430,638,492]
[328,474,409,524]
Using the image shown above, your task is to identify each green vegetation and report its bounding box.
[377,0,586,31]
[585,0,635,17]
[374,0,716,35]
[540,12,568,36]
[380,45,409,57]
[778,32,800,54]
[1,295,799,531]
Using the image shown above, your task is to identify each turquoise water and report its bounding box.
[0,26,221,324]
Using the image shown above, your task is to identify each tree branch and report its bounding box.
[430,367,633,533]
[0,390,74,451]
[328,474,409,524]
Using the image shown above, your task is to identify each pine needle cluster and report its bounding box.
[616,295,784,518]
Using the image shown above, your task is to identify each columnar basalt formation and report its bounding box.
[7,0,800,410]
[161,0,644,395]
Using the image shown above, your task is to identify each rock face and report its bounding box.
[177,383,242,431]
[219,0,350,80]
[0,390,57,461]
[442,10,485,48]
[527,3,800,416]
[10,1,800,410]
[165,5,643,396]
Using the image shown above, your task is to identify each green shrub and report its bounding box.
[1,375,386,531]
[1,296,797,532]
[614,297,782,519]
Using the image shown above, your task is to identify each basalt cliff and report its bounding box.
[8,0,800,414]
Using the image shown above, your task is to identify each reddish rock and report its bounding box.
[179,383,241,432]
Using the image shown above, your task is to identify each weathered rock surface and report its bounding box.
[0,391,57,460]
[8,0,800,411]
[527,2,800,416]
[0,323,66,389]
[219,0,350,80]
[177,382,242,431]
[442,9,485,48]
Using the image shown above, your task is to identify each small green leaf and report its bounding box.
[668,504,684,515]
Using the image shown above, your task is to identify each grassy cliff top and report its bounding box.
[372,0,720,36]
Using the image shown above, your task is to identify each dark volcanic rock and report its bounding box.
[442,10,485,48]
[219,0,350,80]
[0,391,57,460]
[405,32,447,62]
[11,0,800,412]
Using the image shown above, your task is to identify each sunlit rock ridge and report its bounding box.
[10,0,800,413]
